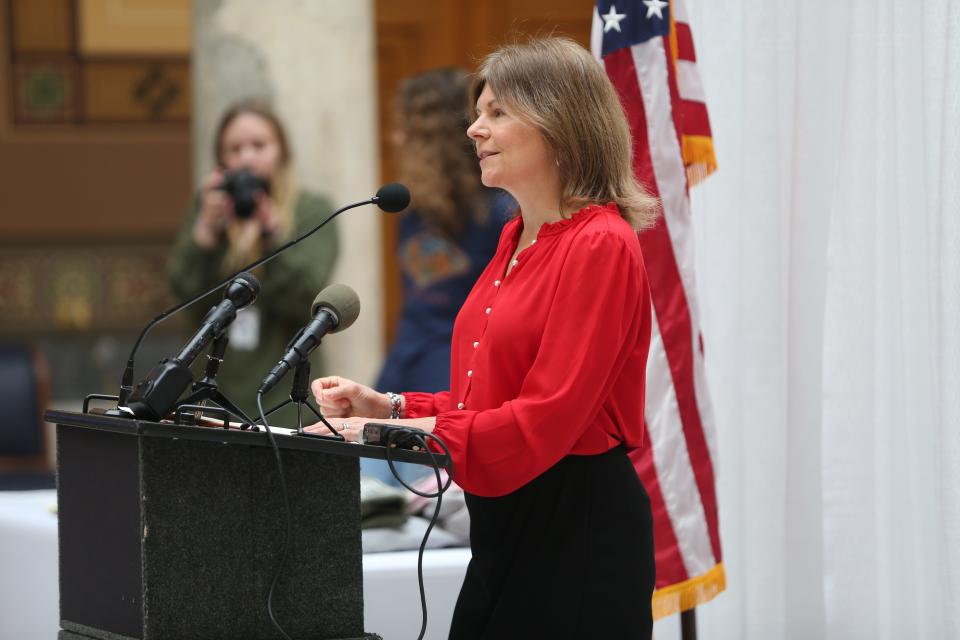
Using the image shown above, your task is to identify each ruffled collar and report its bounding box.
[535,202,619,237]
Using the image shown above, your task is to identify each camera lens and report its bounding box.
[220,169,271,219]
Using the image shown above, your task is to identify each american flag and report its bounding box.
[592,0,725,618]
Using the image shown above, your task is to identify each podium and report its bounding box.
[46,409,444,640]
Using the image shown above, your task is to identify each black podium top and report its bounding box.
[45,409,448,467]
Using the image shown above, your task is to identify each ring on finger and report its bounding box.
[340,421,350,431]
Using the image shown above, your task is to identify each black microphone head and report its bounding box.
[311,284,360,333]
[374,183,410,213]
[224,272,260,309]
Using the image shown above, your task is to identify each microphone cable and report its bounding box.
[248,407,453,640]
[381,428,454,640]
[256,392,295,640]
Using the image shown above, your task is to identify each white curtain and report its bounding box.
[654,1,960,638]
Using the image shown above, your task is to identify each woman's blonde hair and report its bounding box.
[395,68,486,237]
[470,37,659,230]
[213,99,298,272]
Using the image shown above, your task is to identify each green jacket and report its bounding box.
[167,190,339,428]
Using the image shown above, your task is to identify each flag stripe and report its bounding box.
[675,101,713,137]
[693,329,720,471]
[628,37,723,563]
[604,43,720,572]
[676,60,706,103]
[644,313,717,576]
[675,22,697,61]
[593,0,724,612]
[631,424,690,586]
[659,7,721,479]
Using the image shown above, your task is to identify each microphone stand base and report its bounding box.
[177,383,259,431]
[261,360,343,440]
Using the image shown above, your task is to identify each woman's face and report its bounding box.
[219,112,284,179]
[467,84,555,194]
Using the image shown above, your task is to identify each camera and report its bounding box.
[219,169,271,219]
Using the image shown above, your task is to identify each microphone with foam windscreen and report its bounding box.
[373,182,411,213]
[258,284,361,396]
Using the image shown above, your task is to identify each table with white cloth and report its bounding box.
[0,489,471,640]
[0,490,59,640]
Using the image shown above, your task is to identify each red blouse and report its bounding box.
[403,203,652,497]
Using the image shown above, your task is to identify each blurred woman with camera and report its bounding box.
[168,99,338,424]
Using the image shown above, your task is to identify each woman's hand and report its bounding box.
[193,169,232,250]
[310,376,392,419]
[253,192,281,240]
[221,190,278,250]
[307,416,368,442]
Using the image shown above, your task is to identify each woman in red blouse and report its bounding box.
[309,37,659,638]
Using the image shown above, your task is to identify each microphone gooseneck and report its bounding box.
[115,185,405,410]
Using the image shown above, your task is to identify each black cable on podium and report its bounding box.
[255,408,453,640]
[364,424,454,640]
[390,430,453,640]
[256,391,296,640]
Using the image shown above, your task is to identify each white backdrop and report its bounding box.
[655,1,960,638]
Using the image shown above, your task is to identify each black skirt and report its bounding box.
[449,446,655,639]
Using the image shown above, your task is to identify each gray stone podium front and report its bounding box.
[47,410,439,640]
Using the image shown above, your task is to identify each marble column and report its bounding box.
[193,0,382,384]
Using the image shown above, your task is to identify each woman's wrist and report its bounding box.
[192,218,220,251]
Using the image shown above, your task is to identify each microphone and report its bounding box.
[174,273,260,366]
[373,182,411,212]
[123,273,261,421]
[258,284,360,395]
[114,183,409,411]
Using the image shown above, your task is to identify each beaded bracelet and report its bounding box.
[387,392,402,419]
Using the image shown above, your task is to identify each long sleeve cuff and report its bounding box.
[402,391,445,418]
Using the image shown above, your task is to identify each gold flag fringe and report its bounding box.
[681,135,718,187]
[651,563,726,620]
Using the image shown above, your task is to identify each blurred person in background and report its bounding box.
[369,68,512,485]
[168,99,339,426]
